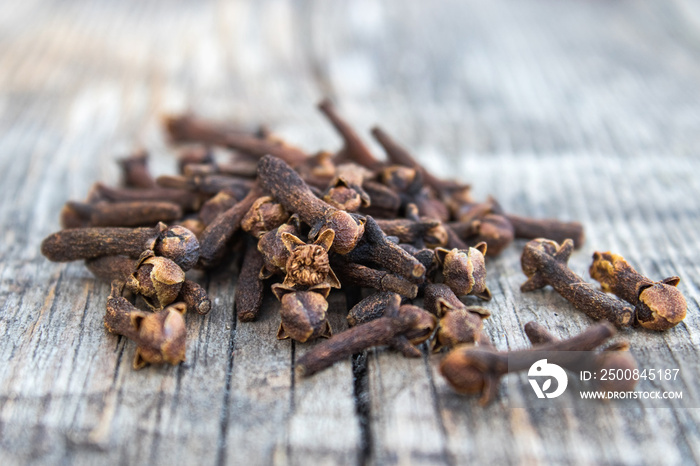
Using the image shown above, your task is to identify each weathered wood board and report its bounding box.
[1,0,700,464]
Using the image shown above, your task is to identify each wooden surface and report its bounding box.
[2,0,700,464]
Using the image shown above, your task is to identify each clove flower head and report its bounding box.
[435,242,490,300]
[636,280,687,330]
[241,195,289,238]
[153,224,200,271]
[281,230,341,289]
[132,302,188,369]
[127,251,185,310]
[276,289,332,342]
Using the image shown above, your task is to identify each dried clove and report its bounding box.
[165,114,309,166]
[85,255,136,284]
[435,243,490,300]
[156,173,253,199]
[440,322,616,404]
[371,126,461,194]
[590,251,686,331]
[257,215,301,279]
[449,214,514,257]
[332,259,419,298]
[240,195,289,238]
[360,180,401,217]
[176,218,206,239]
[523,321,638,393]
[61,201,182,229]
[177,279,212,315]
[322,163,372,212]
[274,287,332,342]
[379,165,423,196]
[118,150,156,189]
[257,155,365,255]
[104,282,188,369]
[235,241,266,322]
[505,214,585,248]
[126,251,185,310]
[177,146,215,173]
[91,182,203,212]
[296,303,436,376]
[198,185,262,268]
[521,239,635,328]
[318,99,382,170]
[424,284,490,351]
[152,225,201,271]
[347,291,402,327]
[86,252,193,311]
[344,216,426,282]
[41,222,199,271]
[374,217,448,249]
[198,191,239,225]
[276,229,340,290]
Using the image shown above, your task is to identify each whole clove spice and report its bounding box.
[346,291,402,327]
[104,282,188,370]
[371,126,461,194]
[85,255,136,284]
[92,183,204,212]
[440,322,616,404]
[332,259,419,299]
[165,114,309,166]
[523,321,638,393]
[449,214,514,257]
[198,185,262,268]
[277,229,340,290]
[241,195,290,239]
[61,201,183,229]
[156,173,253,200]
[257,215,301,279]
[86,254,209,314]
[435,243,491,300]
[41,222,199,271]
[322,163,372,212]
[41,98,627,396]
[590,251,686,330]
[424,284,490,351]
[257,155,365,255]
[126,251,185,310]
[374,217,448,249]
[118,150,156,189]
[275,288,332,342]
[521,239,635,328]
[318,99,382,170]
[360,180,401,217]
[296,303,436,376]
[505,214,585,248]
[198,191,239,225]
[344,216,426,282]
[235,240,266,322]
[177,279,212,315]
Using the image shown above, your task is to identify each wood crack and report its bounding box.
[215,304,237,466]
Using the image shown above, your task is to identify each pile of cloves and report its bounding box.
[40,99,687,405]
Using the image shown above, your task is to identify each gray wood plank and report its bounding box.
[2,0,700,465]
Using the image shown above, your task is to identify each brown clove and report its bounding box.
[440,322,616,404]
[104,282,188,370]
[590,251,686,331]
[257,155,365,255]
[521,239,635,328]
[296,303,436,376]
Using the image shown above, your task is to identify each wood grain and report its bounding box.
[2,0,700,464]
